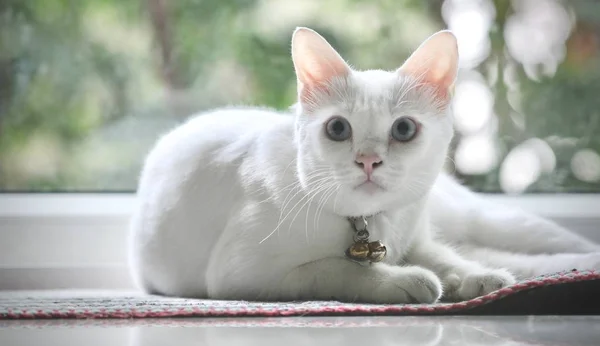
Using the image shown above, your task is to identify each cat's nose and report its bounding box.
[355,154,383,177]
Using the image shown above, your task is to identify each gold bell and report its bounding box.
[346,242,370,261]
[367,241,387,262]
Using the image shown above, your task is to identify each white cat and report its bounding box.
[129,27,600,303]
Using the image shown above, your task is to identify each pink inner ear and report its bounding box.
[292,28,350,105]
[295,52,350,101]
[398,31,458,103]
[401,55,457,102]
[297,58,348,87]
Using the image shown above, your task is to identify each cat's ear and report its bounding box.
[398,30,458,102]
[291,27,350,101]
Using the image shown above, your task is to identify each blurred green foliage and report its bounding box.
[0,0,599,192]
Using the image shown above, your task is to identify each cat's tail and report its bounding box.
[459,246,600,280]
[431,174,600,255]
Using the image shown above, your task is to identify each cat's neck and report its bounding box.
[377,192,429,219]
[329,188,431,228]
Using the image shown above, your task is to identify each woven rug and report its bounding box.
[1,270,599,319]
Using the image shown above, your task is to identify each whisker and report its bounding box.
[259,175,332,244]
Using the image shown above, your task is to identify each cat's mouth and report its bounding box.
[355,179,384,193]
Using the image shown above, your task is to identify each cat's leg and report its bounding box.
[459,245,600,280]
[278,257,443,304]
[407,240,516,301]
[431,174,600,254]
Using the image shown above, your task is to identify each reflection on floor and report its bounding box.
[1,316,600,346]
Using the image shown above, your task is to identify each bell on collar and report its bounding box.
[346,216,387,263]
[346,242,370,261]
[345,240,387,263]
[367,240,387,262]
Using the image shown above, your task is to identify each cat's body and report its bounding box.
[129,28,600,303]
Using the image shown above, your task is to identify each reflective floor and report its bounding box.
[1,316,600,346]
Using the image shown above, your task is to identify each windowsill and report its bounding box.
[0,193,135,217]
[1,193,599,290]
[1,192,599,218]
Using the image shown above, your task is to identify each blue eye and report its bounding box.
[391,117,418,142]
[325,116,352,141]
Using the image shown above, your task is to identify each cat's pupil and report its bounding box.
[396,121,409,134]
[332,120,345,134]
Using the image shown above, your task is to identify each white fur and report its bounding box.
[129,28,600,303]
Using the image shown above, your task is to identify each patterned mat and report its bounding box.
[1,270,599,319]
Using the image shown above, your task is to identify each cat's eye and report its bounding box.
[325,116,352,141]
[391,117,419,142]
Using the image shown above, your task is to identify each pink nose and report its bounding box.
[355,154,382,177]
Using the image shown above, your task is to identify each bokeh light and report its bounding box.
[452,71,494,134]
[442,0,495,69]
[571,149,600,183]
[499,138,556,193]
[500,145,541,194]
[504,0,572,79]
[455,134,499,175]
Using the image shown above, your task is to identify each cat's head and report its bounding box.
[292,27,458,217]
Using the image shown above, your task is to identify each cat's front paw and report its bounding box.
[443,269,515,301]
[378,267,443,304]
